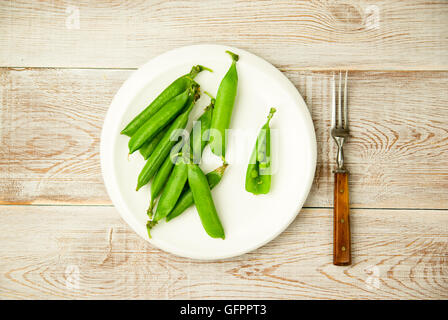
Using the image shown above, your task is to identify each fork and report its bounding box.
[331,71,351,266]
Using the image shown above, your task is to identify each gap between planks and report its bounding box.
[2,204,448,212]
[2,67,448,72]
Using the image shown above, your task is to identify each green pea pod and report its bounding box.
[148,100,212,215]
[121,65,209,137]
[190,97,214,163]
[150,99,214,218]
[139,127,166,160]
[128,88,192,154]
[136,89,198,191]
[152,157,188,223]
[245,108,276,195]
[147,153,176,216]
[166,163,228,222]
[187,163,225,239]
[209,51,239,158]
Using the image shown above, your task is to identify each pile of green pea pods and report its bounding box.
[122,51,275,240]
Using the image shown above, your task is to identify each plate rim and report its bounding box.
[100,44,317,260]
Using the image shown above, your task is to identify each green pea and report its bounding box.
[245,108,276,195]
[166,163,228,222]
[121,65,210,137]
[187,163,225,239]
[209,51,239,158]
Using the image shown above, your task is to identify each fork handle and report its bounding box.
[333,171,351,266]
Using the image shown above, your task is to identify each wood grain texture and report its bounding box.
[1,0,447,302]
[0,205,446,299]
[293,70,448,209]
[1,68,447,208]
[0,68,127,205]
[1,0,447,69]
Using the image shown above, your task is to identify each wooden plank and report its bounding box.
[1,68,447,208]
[0,68,127,205]
[0,205,446,299]
[293,70,448,209]
[1,0,447,69]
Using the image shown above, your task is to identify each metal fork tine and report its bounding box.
[338,72,342,127]
[331,73,336,128]
[343,70,348,128]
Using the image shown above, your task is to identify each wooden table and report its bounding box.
[1,1,447,300]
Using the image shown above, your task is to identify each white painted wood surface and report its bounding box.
[0,0,447,69]
[0,0,447,299]
[1,206,447,299]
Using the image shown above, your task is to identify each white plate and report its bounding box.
[101,44,316,260]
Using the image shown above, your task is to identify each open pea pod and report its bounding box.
[245,108,276,195]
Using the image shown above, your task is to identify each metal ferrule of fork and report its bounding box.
[334,136,346,172]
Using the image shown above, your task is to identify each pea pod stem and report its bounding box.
[196,65,213,73]
[121,65,208,137]
[225,50,239,62]
[203,91,215,100]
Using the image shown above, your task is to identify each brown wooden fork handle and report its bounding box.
[333,171,351,266]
